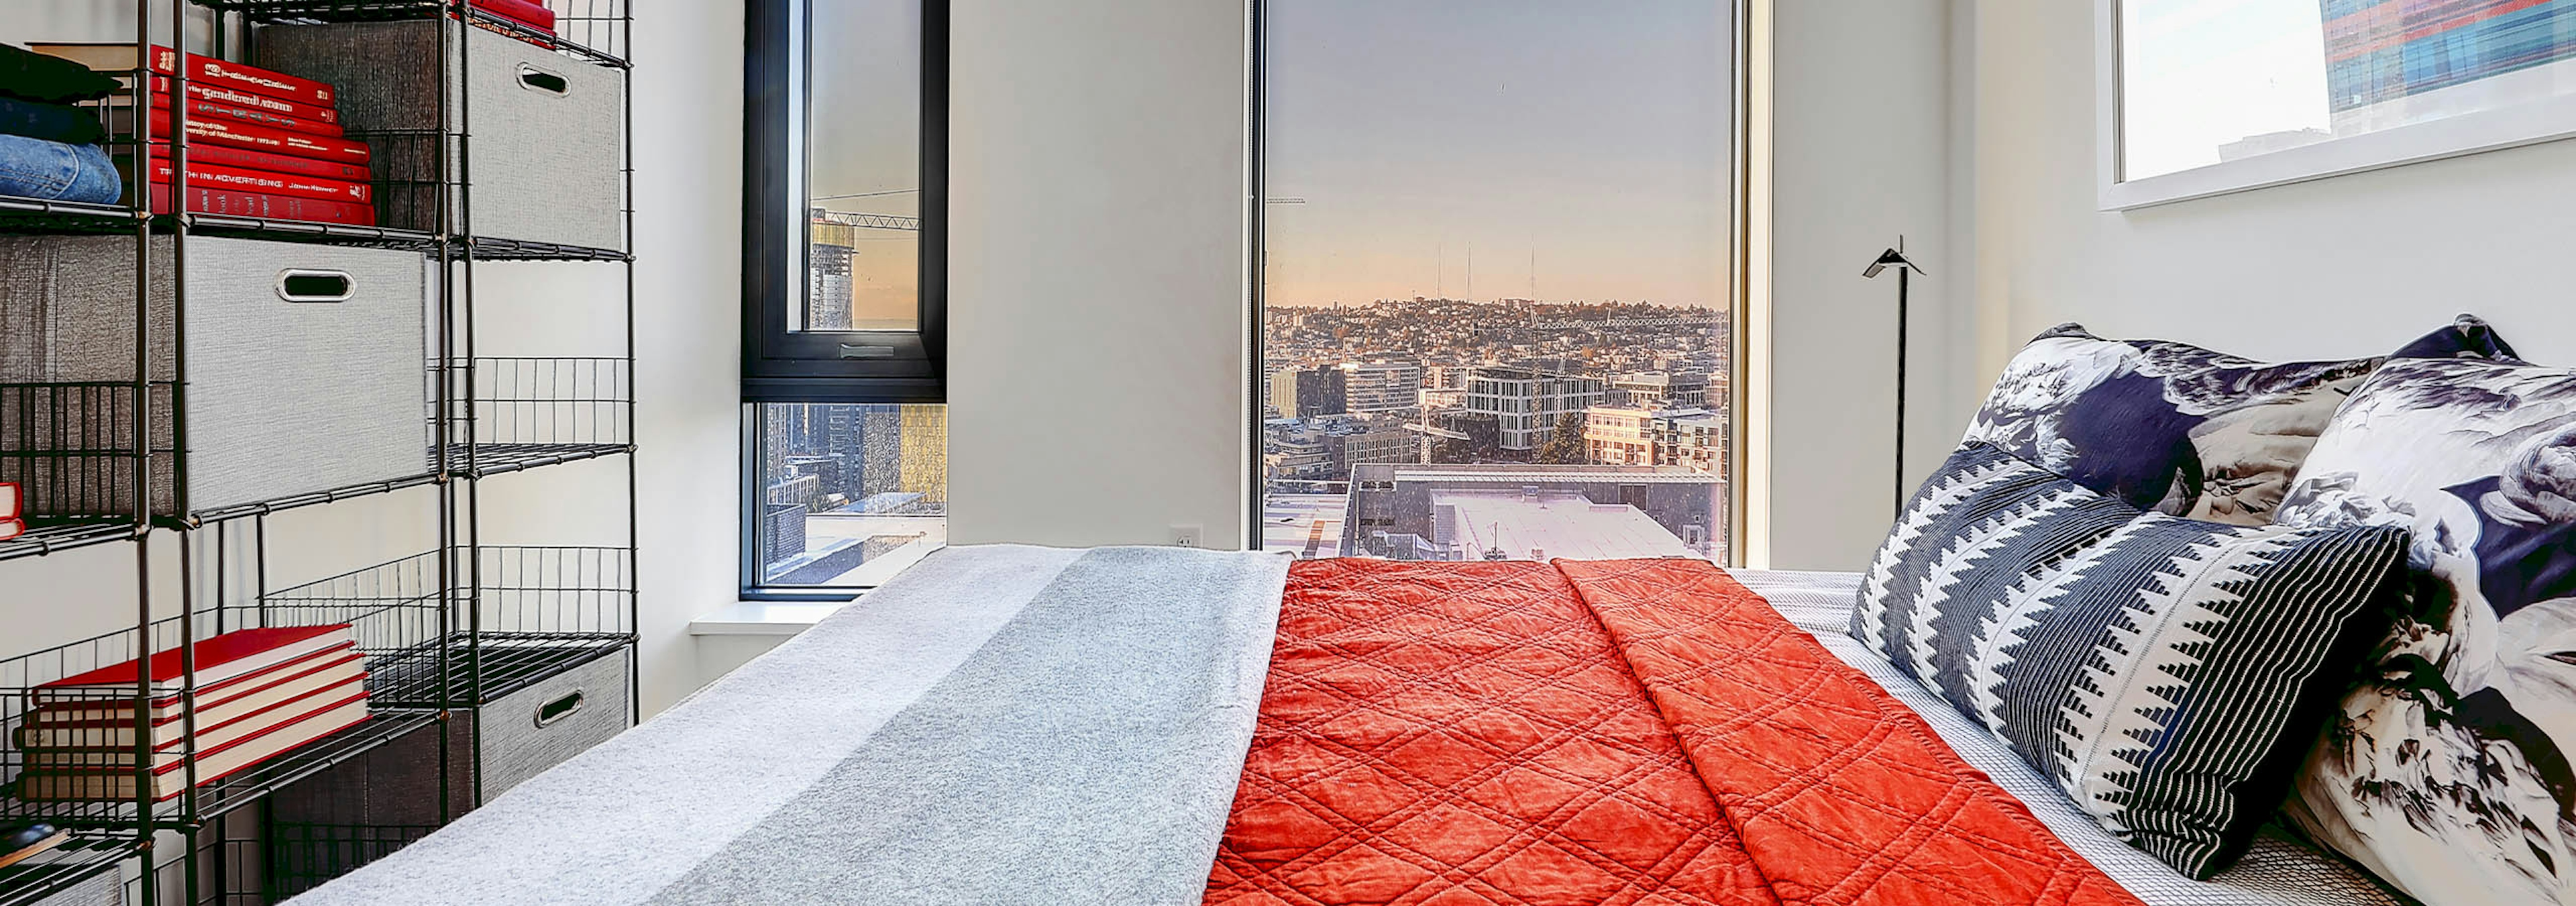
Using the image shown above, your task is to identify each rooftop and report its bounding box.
[1387,464,1719,485]
[1436,490,1697,560]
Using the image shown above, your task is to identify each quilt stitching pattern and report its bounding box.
[1212,557,2147,906]
[1556,558,2145,906]
[1207,559,1780,906]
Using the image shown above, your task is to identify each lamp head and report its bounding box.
[1862,240,1927,279]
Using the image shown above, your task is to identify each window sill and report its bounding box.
[689,600,854,637]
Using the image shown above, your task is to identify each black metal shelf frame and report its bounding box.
[0,521,136,564]
[0,832,136,906]
[0,541,627,827]
[0,208,629,261]
[0,1,637,903]
[187,0,630,68]
[256,544,635,709]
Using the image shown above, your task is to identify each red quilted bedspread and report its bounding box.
[1205,558,2142,906]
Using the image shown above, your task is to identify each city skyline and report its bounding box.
[1265,0,1732,309]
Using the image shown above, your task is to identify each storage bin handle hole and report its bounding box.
[535,689,586,728]
[276,270,355,303]
[517,64,571,97]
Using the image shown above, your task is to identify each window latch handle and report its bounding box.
[839,344,894,360]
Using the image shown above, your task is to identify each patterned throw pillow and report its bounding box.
[2273,358,2576,906]
[1963,316,2517,525]
[1851,443,2409,878]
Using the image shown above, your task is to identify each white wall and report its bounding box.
[623,0,745,715]
[945,0,1252,550]
[1754,0,2576,571]
[0,2,746,719]
[1762,0,1963,570]
[1963,0,2576,386]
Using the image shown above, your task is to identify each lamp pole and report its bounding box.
[1864,237,1927,518]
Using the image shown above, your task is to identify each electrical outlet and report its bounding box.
[1169,524,1205,548]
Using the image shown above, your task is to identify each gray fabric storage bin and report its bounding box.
[472,646,631,799]
[271,647,630,815]
[0,236,431,517]
[256,21,626,252]
[32,868,120,906]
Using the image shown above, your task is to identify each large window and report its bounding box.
[745,0,947,594]
[1259,1,1737,562]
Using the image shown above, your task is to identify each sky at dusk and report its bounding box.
[1265,1,1732,309]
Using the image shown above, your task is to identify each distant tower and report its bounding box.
[808,210,857,330]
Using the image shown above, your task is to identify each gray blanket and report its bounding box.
[290,544,1292,906]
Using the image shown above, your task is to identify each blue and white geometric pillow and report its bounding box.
[2274,357,2576,906]
[1962,316,2518,525]
[1852,443,2408,878]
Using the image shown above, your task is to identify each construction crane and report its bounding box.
[810,208,921,231]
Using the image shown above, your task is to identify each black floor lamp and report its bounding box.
[1864,237,1926,519]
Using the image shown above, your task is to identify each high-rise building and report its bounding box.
[1271,367,1349,419]
[1463,366,1605,451]
[898,403,947,505]
[1267,367,1301,418]
[808,211,857,330]
[1339,362,1424,413]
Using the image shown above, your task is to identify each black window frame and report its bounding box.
[742,0,949,599]
[742,0,949,403]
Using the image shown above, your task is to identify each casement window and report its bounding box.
[743,0,948,595]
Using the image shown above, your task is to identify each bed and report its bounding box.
[286,545,2406,905]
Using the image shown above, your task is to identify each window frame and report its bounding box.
[1245,0,1755,566]
[743,0,950,599]
[742,0,949,403]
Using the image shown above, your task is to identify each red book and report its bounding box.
[27,684,369,764]
[0,519,20,542]
[149,76,339,125]
[15,695,371,801]
[28,44,335,107]
[144,109,371,166]
[148,183,378,226]
[148,143,370,183]
[38,625,355,695]
[146,159,370,205]
[1,481,17,519]
[25,647,364,737]
[152,93,343,138]
[473,0,559,31]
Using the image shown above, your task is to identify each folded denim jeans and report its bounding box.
[0,133,121,204]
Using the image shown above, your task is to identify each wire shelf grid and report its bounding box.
[435,358,633,479]
[0,832,133,906]
[186,0,631,68]
[0,545,627,826]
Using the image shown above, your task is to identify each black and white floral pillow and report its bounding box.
[2275,357,2576,906]
[1963,316,2517,525]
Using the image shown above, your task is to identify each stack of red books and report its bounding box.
[13,625,370,802]
[0,482,21,542]
[30,44,374,227]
